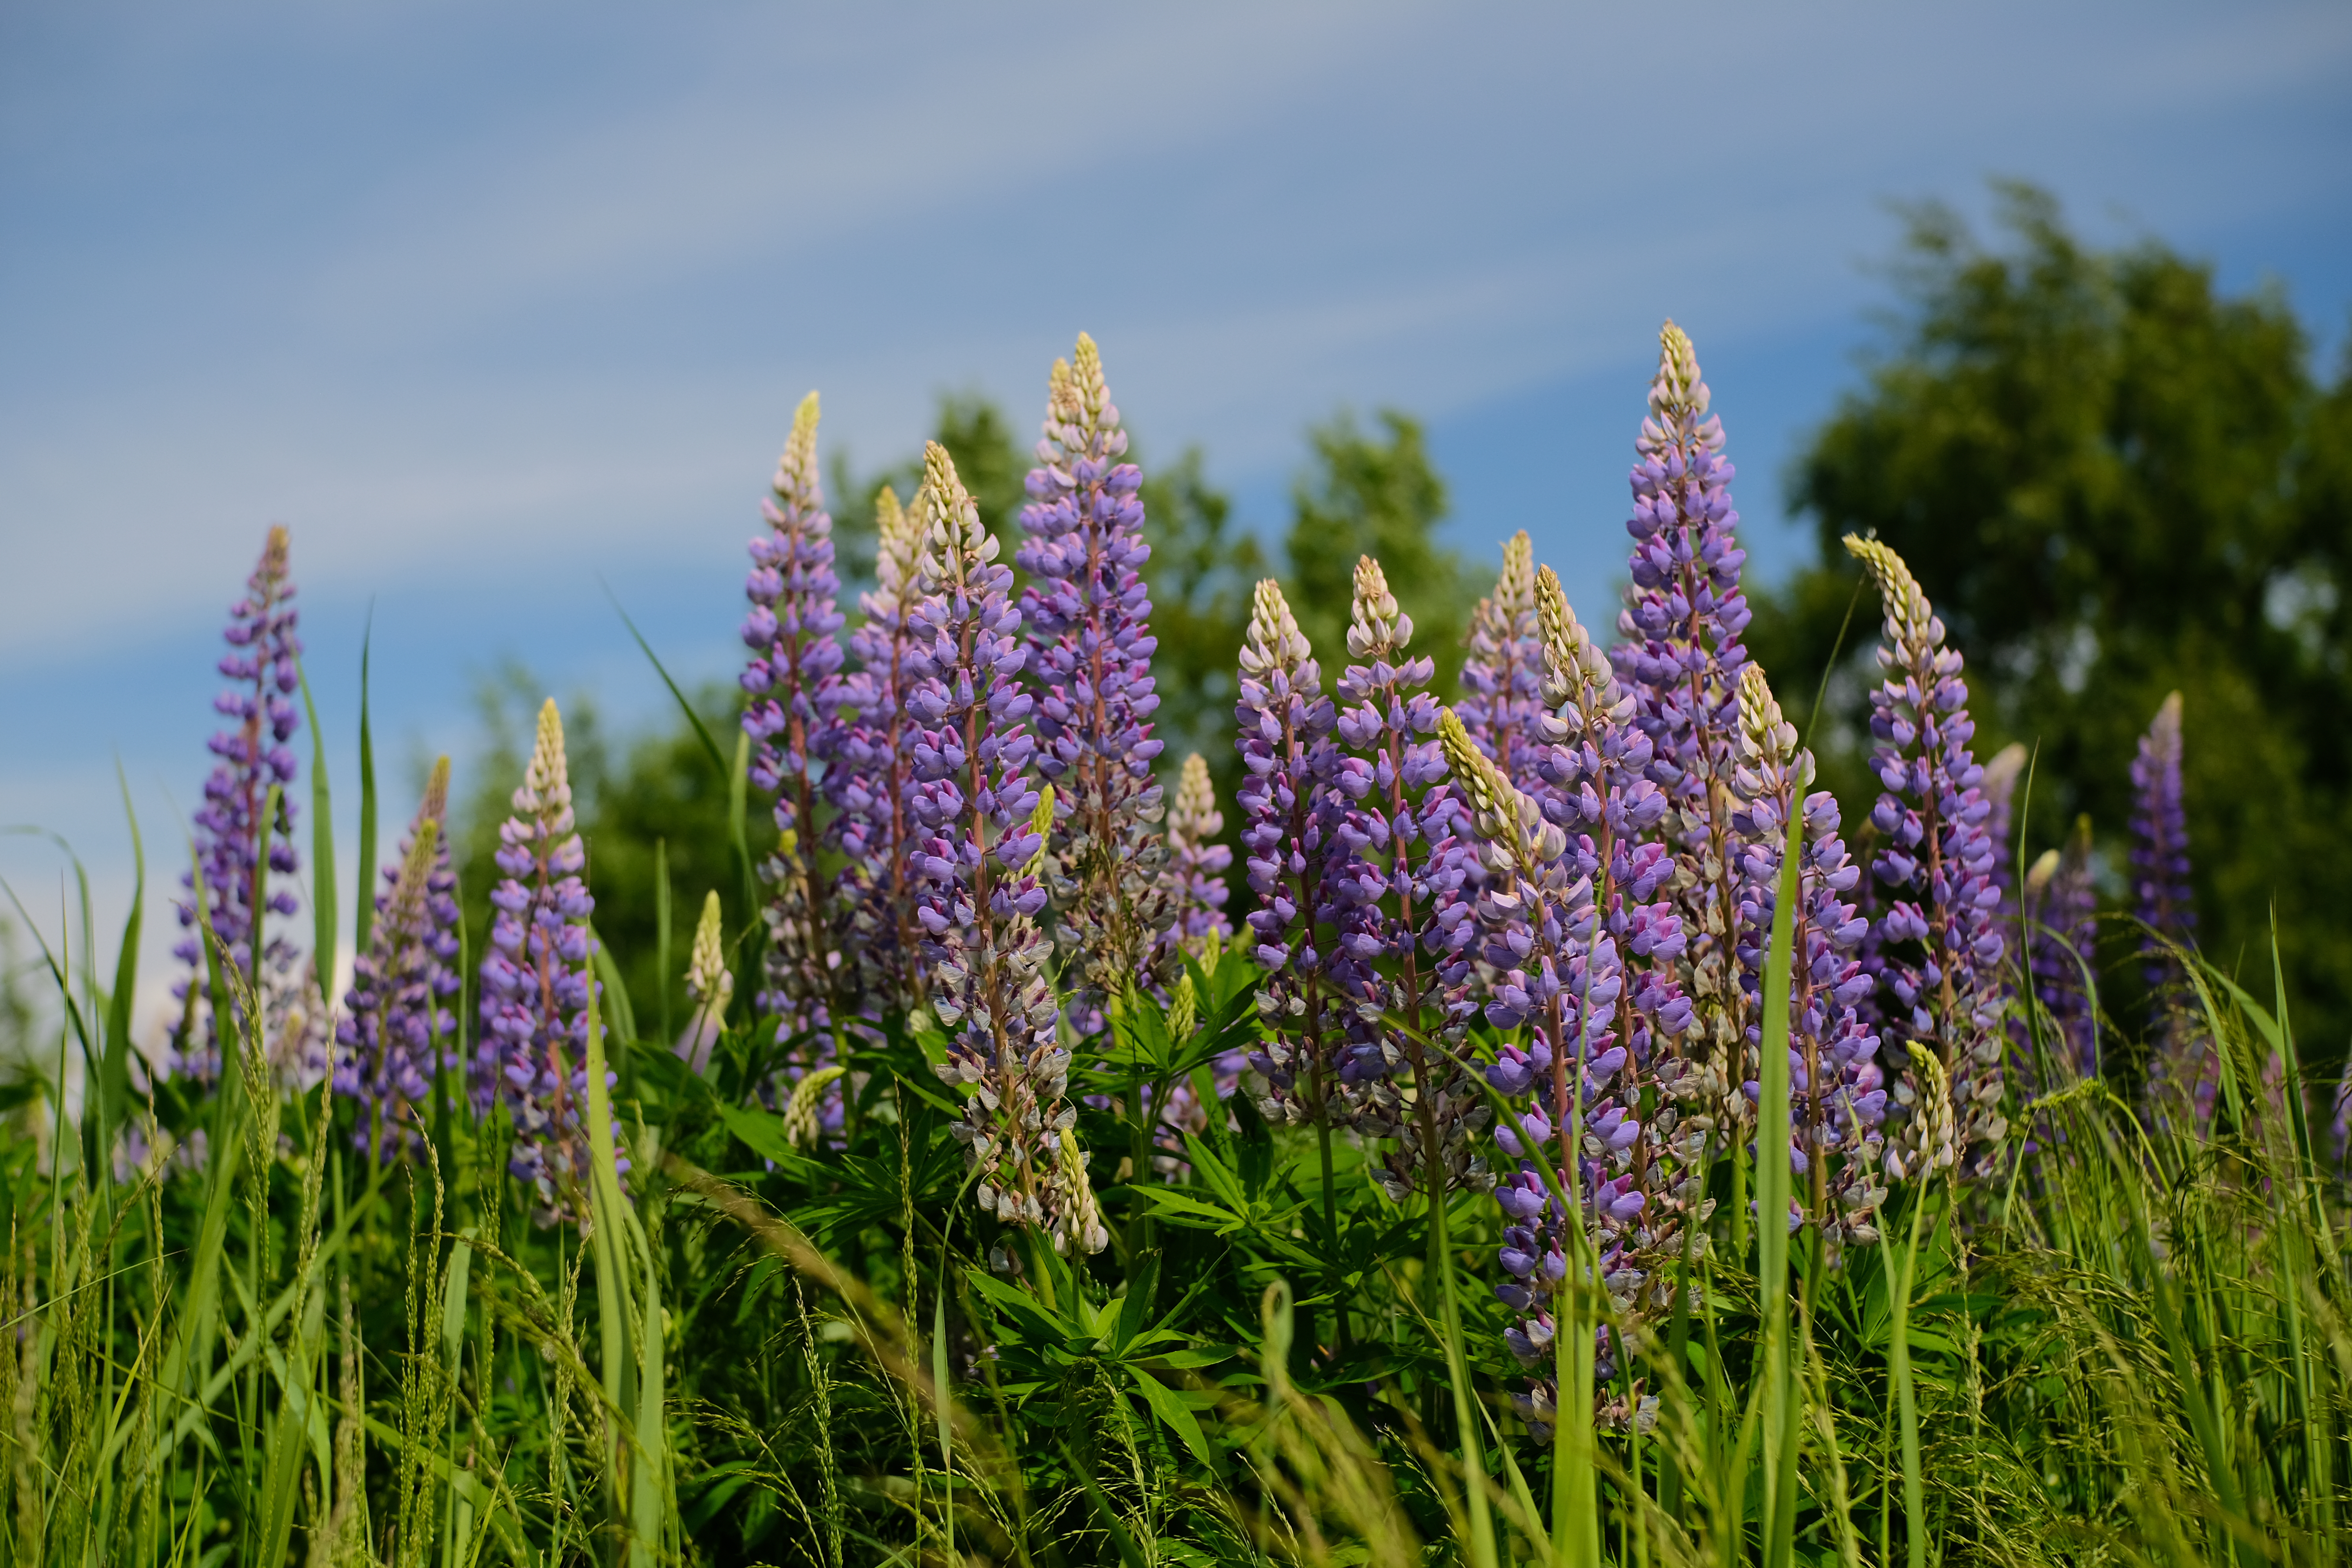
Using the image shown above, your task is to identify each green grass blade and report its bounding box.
[628,1212,667,1566]
[933,1286,955,1563]
[354,610,378,960]
[1756,805,1802,1568]
[98,763,145,1183]
[297,657,337,991]
[582,942,639,1543]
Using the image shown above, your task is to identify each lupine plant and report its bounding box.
[479,697,613,1219]
[16,322,2347,1568]
[1845,533,2009,1178]
[335,755,459,1161]
[171,524,305,1082]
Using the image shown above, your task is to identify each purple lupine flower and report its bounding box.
[336,757,461,1161]
[1324,556,1490,1202]
[1018,335,1175,1006]
[1163,750,1233,953]
[479,700,617,1223]
[1844,535,2009,1180]
[1235,578,1347,1123]
[171,524,304,1083]
[2133,692,2213,1125]
[908,443,1103,1255]
[1439,564,1706,1415]
[2023,818,2099,1085]
[1609,323,1759,1149]
[1455,530,1546,788]
[1727,664,1885,1262]
[740,392,847,1038]
[829,484,930,1011]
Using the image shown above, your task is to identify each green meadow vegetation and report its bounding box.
[0,187,2347,1568]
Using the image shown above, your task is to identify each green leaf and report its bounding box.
[1129,1366,1216,1471]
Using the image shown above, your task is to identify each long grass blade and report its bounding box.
[354,609,378,960]
[298,658,337,993]
[1756,803,1802,1568]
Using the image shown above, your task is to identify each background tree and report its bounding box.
[1283,409,1475,702]
[1747,180,2352,1060]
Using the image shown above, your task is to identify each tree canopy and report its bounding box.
[1748,181,2352,1056]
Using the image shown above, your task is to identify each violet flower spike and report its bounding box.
[1326,555,1489,1203]
[478,700,618,1224]
[1017,335,1174,1006]
[1456,530,1546,789]
[1235,577,1345,1123]
[1164,750,1233,953]
[739,391,848,1038]
[2133,693,2212,1127]
[336,756,460,1161]
[2023,820,2099,1087]
[1727,664,1885,1259]
[1609,323,1759,1144]
[1844,534,2008,1179]
[830,484,930,1011]
[171,524,304,1083]
[908,443,1102,1255]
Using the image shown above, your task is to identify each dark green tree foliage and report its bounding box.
[1284,409,1475,702]
[1747,182,2352,1055]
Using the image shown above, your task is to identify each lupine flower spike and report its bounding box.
[2024,817,2099,1085]
[336,757,461,1160]
[1456,530,1546,787]
[1164,751,1234,954]
[1844,535,2007,1179]
[1236,578,1345,1122]
[172,525,304,1082]
[1454,567,1698,1399]
[2133,693,2212,1126]
[832,484,930,1008]
[1611,323,1759,1146]
[1727,665,1884,1261]
[677,891,733,1075]
[909,442,1102,1254]
[1018,335,1174,1007]
[740,391,847,1038]
[1325,555,1488,1202]
[479,699,618,1222]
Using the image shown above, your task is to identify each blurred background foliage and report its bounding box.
[456,180,2350,1069]
[1747,180,2352,1061]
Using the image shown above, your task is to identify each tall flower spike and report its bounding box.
[336,757,460,1161]
[172,525,304,1083]
[908,443,1100,1252]
[2023,819,2099,1085]
[677,891,733,1074]
[831,484,931,1010]
[2132,693,2211,1126]
[1844,535,2008,1179]
[1455,531,1546,787]
[1727,665,1884,1265]
[479,700,616,1223]
[1235,577,1345,1122]
[1163,751,1233,953]
[740,391,848,1040]
[1325,555,1489,1203]
[1517,570,1697,1350]
[1017,334,1173,1007]
[1610,323,1759,1151]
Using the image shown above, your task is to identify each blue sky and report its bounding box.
[4,0,2350,1011]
